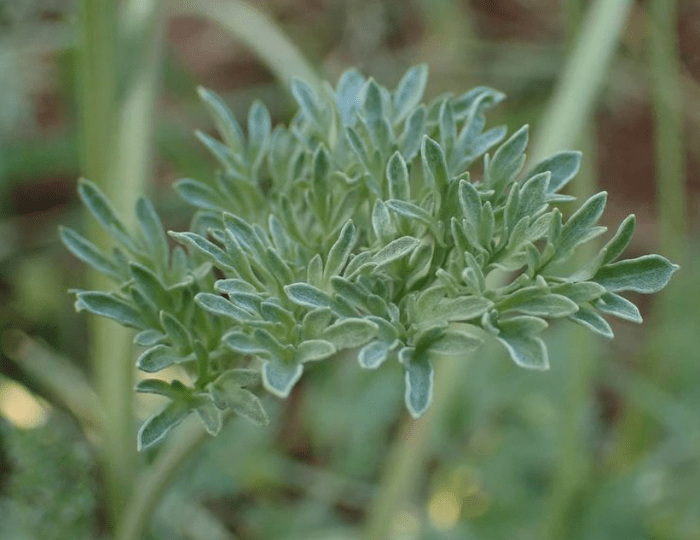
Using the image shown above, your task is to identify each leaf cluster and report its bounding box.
[62,65,677,449]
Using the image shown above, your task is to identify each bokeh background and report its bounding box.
[0,0,699,539]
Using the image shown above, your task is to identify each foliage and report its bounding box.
[61,66,677,450]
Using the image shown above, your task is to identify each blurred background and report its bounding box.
[0,0,699,539]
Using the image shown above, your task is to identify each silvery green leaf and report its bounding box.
[362,79,383,123]
[557,192,607,256]
[291,78,323,129]
[130,288,159,327]
[138,400,190,451]
[218,386,269,425]
[77,179,138,252]
[59,226,121,281]
[197,86,244,154]
[195,130,240,173]
[264,246,294,284]
[496,332,549,370]
[296,340,336,363]
[134,329,166,347]
[399,347,434,418]
[268,127,293,187]
[345,251,375,277]
[215,278,257,295]
[346,126,372,170]
[421,136,449,192]
[260,302,295,326]
[358,339,397,369]
[594,254,678,293]
[223,331,267,355]
[400,105,426,161]
[550,281,607,303]
[324,220,356,282]
[330,276,378,314]
[386,200,433,227]
[168,231,233,272]
[174,178,224,212]
[195,293,251,322]
[159,311,191,351]
[336,68,365,125]
[479,201,494,248]
[426,296,492,322]
[393,64,428,124]
[372,236,420,267]
[498,315,548,335]
[517,172,549,220]
[214,368,261,388]
[135,379,185,399]
[136,345,183,373]
[601,214,636,265]
[439,100,456,152]
[458,179,481,226]
[76,291,146,329]
[223,212,265,256]
[262,359,304,398]
[568,306,614,338]
[498,289,579,318]
[248,100,271,168]
[454,126,507,170]
[129,262,168,308]
[312,144,330,211]
[527,150,582,195]
[372,199,395,243]
[452,86,505,118]
[285,283,332,309]
[195,397,223,435]
[488,125,528,193]
[321,318,378,349]
[307,254,323,288]
[136,198,169,271]
[594,292,642,323]
[253,328,287,358]
[429,330,483,356]
[301,307,332,338]
[386,151,410,201]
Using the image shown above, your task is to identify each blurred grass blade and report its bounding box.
[173,0,320,90]
[1,330,103,433]
[531,0,634,162]
[648,0,687,263]
[78,0,165,525]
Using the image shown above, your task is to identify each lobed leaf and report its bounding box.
[399,348,434,418]
[76,291,146,329]
[594,255,679,293]
[138,401,190,451]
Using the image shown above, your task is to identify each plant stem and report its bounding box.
[78,0,165,528]
[115,416,212,540]
[78,0,136,524]
[530,0,634,164]
[172,0,320,91]
[363,354,466,540]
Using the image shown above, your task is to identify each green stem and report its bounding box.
[172,0,320,90]
[115,417,212,540]
[78,0,135,524]
[363,354,466,540]
[530,0,634,163]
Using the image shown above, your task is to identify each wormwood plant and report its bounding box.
[61,65,677,450]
